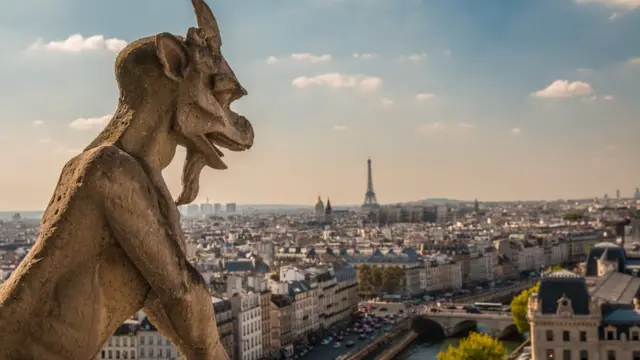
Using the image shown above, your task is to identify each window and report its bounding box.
[633,331,639,341]
[580,331,587,342]
[607,350,616,360]
[607,330,615,340]
[546,330,554,341]
[130,351,135,359]
[546,350,555,360]
[580,350,588,360]
[563,350,571,360]
[633,351,640,360]
[563,331,570,342]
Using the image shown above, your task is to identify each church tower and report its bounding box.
[325,198,333,223]
[314,196,325,220]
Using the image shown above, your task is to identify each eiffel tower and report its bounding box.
[361,157,380,210]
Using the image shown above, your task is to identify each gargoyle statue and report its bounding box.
[0,0,253,359]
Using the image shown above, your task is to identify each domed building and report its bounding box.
[314,196,325,220]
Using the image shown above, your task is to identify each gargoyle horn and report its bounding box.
[191,0,222,48]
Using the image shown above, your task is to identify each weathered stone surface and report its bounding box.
[0,1,253,359]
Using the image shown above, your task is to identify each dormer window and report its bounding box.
[607,329,616,340]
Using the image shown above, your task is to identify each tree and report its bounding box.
[438,332,506,360]
[370,265,383,294]
[510,281,540,333]
[357,264,371,294]
[545,264,564,273]
[563,211,584,222]
[381,266,405,294]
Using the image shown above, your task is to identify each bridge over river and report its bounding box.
[417,309,517,339]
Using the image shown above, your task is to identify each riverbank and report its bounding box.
[396,337,521,360]
[375,331,418,360]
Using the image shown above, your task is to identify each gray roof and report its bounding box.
[591,272,640,304]
[538,271,590,315]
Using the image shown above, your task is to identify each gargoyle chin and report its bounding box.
[176,148,207,206]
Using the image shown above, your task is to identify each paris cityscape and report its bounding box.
[1,0,640,360]
[2,155,640,360]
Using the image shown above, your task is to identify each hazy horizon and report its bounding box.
[1,0,639,211]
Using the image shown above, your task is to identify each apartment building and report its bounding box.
[231,291,263,360]
[137,317,180,360]
[213,297,236,360]
[100,319,138,360]
[270,294,295,358]
[528,242,640,360]
[424,259,463,292]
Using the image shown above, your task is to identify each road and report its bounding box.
[361,301,407,315]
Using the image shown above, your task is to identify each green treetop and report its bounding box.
[438,332,507,360]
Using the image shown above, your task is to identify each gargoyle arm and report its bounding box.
[93,146,221,359]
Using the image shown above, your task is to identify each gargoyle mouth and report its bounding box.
[206,132,250,153]
[193,111,253,170]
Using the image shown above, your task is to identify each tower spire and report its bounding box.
[361,157,380,211]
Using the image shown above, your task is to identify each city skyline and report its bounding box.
[1,0,640,211]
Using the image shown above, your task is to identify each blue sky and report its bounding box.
[0,0,639,210]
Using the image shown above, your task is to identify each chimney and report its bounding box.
[634,297,640,311]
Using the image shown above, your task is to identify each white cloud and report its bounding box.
[332,125,349,131]
[266,56,278,64]
[417,123,474,134]
[574,0,640,9]
[291,53,332,62]
[267,53,331,64]
[32,120,44,126]
[292,73,382,91]
[353,53,377,59]
[69,114,112,130]
[404,53,427,62]
[415,93,436,101]
[511,128,522,135]
[532,80,594,98]
[28,34,127,53]
[603,94,615,100]
[380,98,394,106]
[629,58,640,64]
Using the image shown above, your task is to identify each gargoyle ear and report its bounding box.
[156,32,189,81]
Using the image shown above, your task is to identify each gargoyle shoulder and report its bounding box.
[81,145,149,192]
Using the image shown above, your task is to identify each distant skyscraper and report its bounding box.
[361,158,380,211]
[187,204,199,215]
[616,189,620,200]
[635,187,640,201]
[225,203,237,213]
[214,203,222,213]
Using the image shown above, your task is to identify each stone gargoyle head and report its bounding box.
[93,0,254,205]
